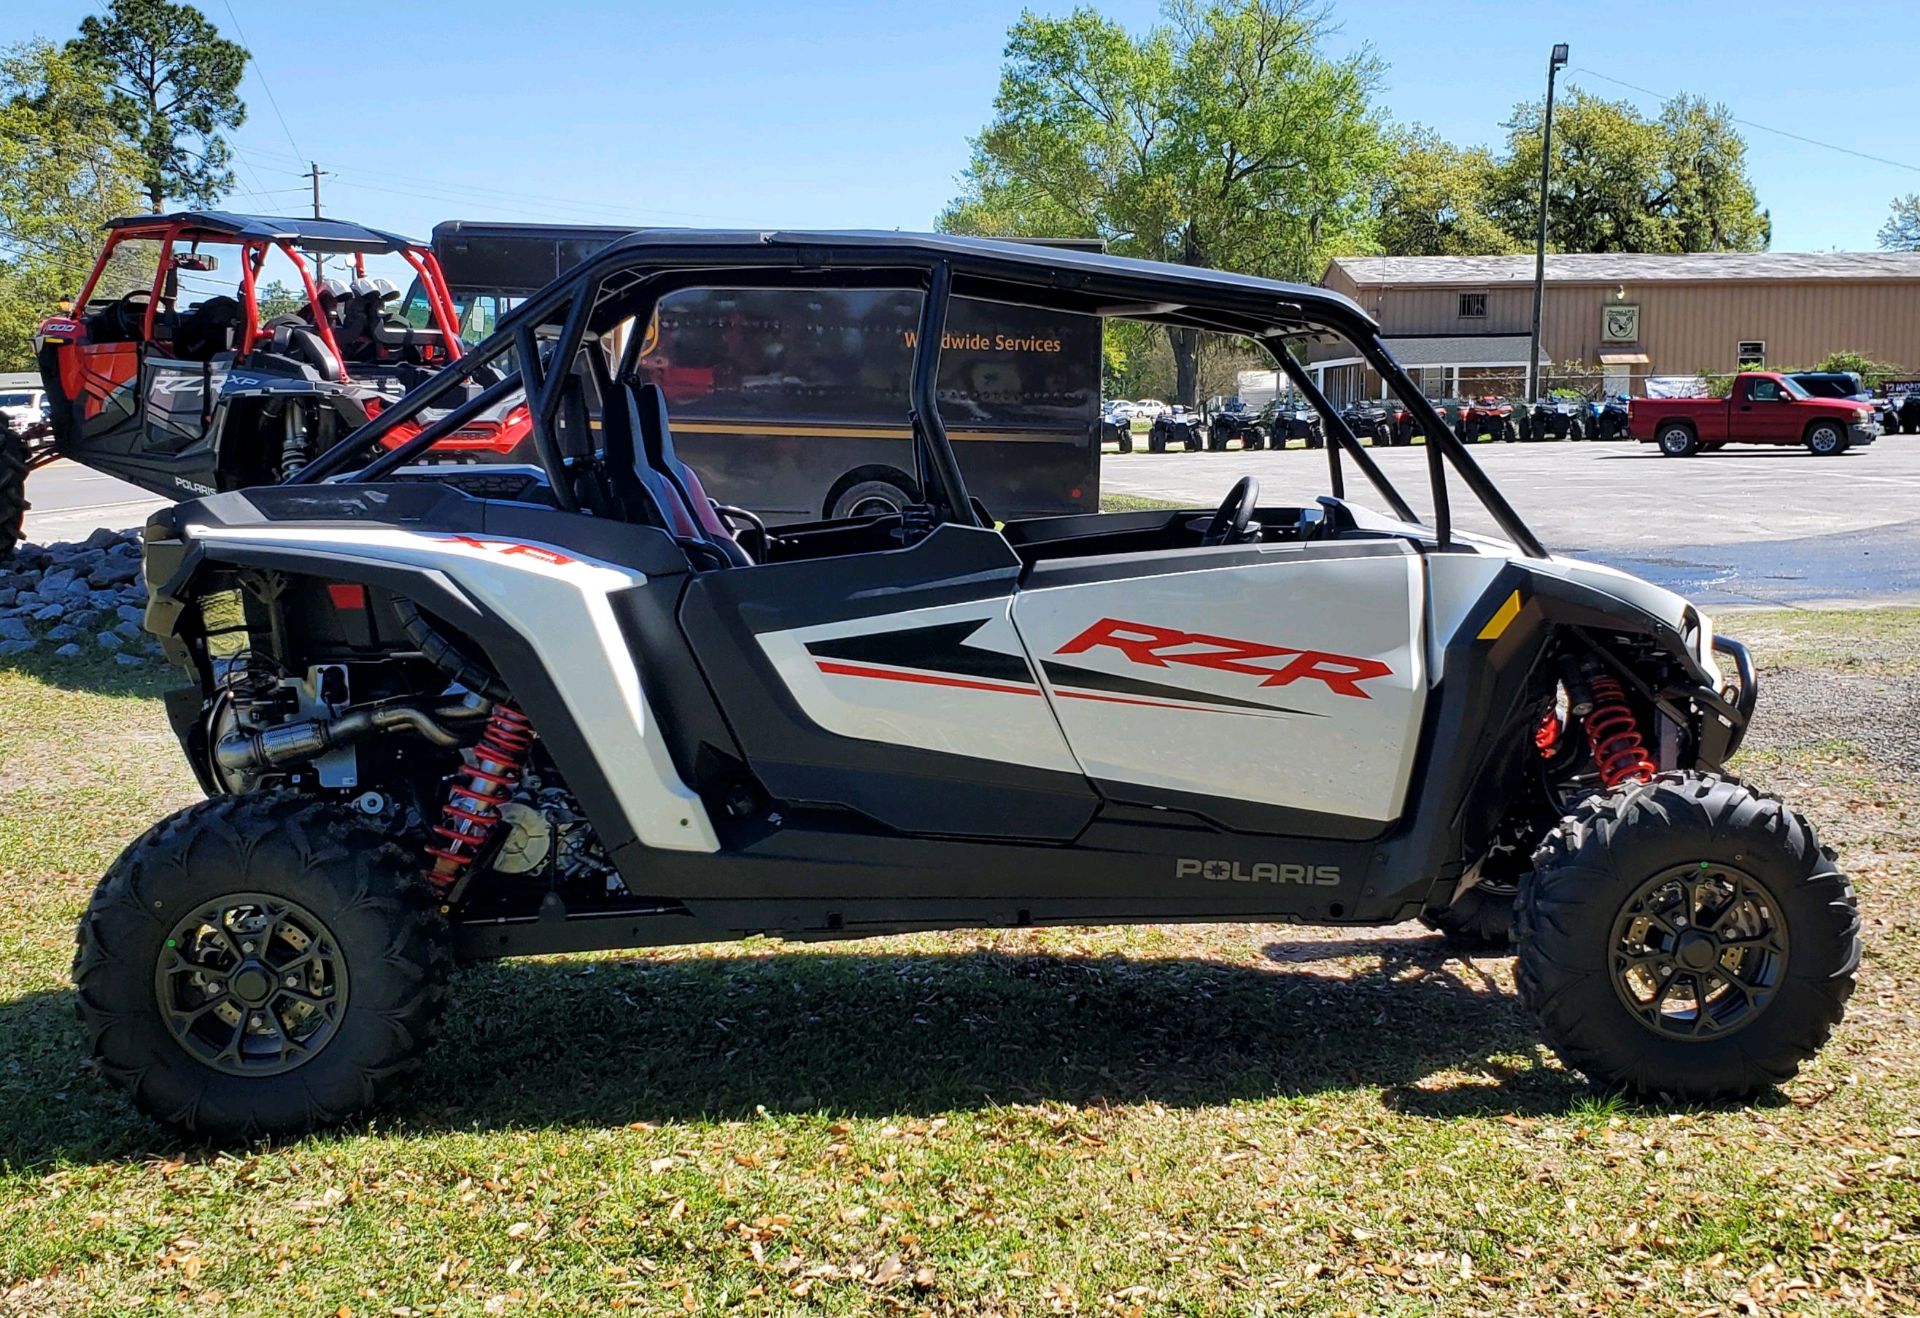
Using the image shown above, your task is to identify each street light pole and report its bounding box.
[1526,43,1569,402]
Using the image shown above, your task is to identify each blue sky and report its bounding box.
[12,0,1918,253]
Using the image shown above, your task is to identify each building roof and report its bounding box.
[1327,251,1920,287]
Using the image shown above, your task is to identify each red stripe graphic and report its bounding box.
[813,659,1252,715]
[814,660,1043,697]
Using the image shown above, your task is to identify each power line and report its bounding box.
[218,0,305,162]
[1570,66,1920,178]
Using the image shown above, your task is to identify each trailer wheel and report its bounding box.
[1518,771,1858,1101]
[0,416,26,561]
[1805,422,1848,457]
[73,793,451,1140]
[1655,422,1699,457]
[826,468,918,520]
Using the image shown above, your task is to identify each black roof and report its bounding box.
[103,211,424,254]
[553,230,1370,343]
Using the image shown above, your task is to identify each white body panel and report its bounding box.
[183,523,720,853]
[1011,549,1428,820]
[757,601,1083,774]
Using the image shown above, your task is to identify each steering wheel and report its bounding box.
[1202,475,1259,547]
[110,289,153,341]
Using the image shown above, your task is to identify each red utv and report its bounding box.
[4,211,531,556]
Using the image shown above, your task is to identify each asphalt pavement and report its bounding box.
[1102,437,1920,608]
[20,439,1920,608]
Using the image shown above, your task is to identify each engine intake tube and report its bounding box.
[214,697,489,775]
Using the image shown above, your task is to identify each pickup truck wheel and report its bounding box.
[1655,423,1699,457]
[1805,422,1848,456]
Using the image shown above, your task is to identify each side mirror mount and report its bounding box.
[173,252,220,273]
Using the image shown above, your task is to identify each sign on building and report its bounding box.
[1601,304,1640,342]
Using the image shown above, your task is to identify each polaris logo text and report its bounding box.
[1058,618,1392,699]
[1176,858,1341,886]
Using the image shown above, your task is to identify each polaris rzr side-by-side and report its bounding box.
[83,232,1858,1139]
[7,212,525,558]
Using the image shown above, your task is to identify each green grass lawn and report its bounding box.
[1,621,1917,1315]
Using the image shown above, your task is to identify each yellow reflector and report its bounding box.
[1477,590,1523,641]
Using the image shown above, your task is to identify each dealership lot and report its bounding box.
[1104,438,1920,606]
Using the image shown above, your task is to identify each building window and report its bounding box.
[1457,292,1487,319]
[1737,340,1766,369]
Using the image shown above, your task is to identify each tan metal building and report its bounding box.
[1308,251,1920,404]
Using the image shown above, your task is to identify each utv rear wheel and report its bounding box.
[74,794,451,1140]
[1655,423,1699,457]
[1517,772,1858,1102]
[0,416,27,560]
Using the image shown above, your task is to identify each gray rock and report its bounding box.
[95,631,124,651]
[114,618,144,640]
[63,577,94,598]
[0,588,14,608]
[83,527,123,549]
[112,651,146,666]
[13,591,40,609]
[44,623,80,643]
[0,616,28,642]
[65,609,100,629]
[32,603,65,622]
[115,603,145,624]
[87,589,118,606]
[0,638,33,656]
[39,569,76,594]
[53,643,82,658]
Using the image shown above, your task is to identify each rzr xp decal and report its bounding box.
[805,620,1318,718]
[1057,617,1393,700]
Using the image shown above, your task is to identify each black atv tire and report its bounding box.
[1116,429,1133,454]
[1148,430,1166,454]
[1517,772,1859,1102]
[74,794,452,1140]
[0,415,27,561]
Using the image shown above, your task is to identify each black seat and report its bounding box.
[265,319,343,382]
[600,378,704,541]
[629,381,753,566]
[171,296,244,361]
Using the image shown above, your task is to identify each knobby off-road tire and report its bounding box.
[1517,772,1859,1101]
[74,794,452,1140]
[0,415,27,561]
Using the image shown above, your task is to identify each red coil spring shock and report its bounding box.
[1582,676,1656,788]
[424,703,534,895]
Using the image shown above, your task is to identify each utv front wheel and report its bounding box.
[0,415,27,560]
[1517,772,1858,1101]
[74,794,451,1140]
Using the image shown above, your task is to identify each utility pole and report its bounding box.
[306,161,331,280]
[1526,43,1569,402]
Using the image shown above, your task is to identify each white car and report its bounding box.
[1133,398,1169,419]
[0,388,47,429]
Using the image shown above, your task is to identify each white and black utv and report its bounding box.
[82,233,1858,1138]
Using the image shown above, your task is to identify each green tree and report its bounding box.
[1370,128,1518,257]
[1488,90,1769,254]
[69,0,248,212]
[1878,195,1920,250]
[940,0,1387,405]
[253,279,303,322]
[0,40,144,369]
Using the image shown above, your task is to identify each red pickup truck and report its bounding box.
[1630,372,1881,457]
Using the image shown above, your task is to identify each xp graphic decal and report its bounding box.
[802,618,1370,717]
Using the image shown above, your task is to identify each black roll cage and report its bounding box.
[289,231,1546,558]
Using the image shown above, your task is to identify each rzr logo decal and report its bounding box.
[1056,618,1392,700]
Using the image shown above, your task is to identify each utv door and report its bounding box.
[680,524,1103,841]
[1008,539,1428,838]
